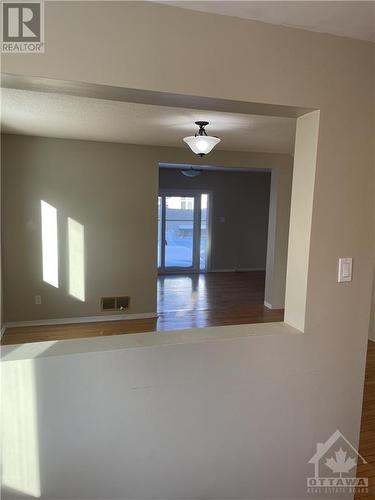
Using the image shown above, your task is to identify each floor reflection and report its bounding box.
[157,271,284,331]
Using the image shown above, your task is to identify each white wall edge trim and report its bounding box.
[4,312,158,329]
[1,326,6,338]
[264,301,284,310]
[2,322,303,362]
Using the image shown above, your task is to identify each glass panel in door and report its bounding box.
[200,193,208,270]
[165,196,195,269]
[157,196,162,268]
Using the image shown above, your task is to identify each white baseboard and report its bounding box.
[264,301,284,310]
[209,269,236,273]
[4,312,158,329]
[1,325,6,338]
[238,268,266,272]
[209,268,266,273]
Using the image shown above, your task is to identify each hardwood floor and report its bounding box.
[356,340,375,499]
[1,271,283,345]
[157,271,283,330]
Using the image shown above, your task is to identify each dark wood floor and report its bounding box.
[157,271,283,330]
[1,271,283,345]
[356,340,375,499]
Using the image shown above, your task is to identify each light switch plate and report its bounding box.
[338,258,352,283]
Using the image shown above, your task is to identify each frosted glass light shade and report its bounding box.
[183,135,220,156]
[181,168,201,177]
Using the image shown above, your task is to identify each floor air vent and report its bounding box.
[101,296,130,311]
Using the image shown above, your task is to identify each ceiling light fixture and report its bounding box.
[181,167,202,178]
[183,121,220,157]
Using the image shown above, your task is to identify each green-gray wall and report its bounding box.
[159,168,271,271]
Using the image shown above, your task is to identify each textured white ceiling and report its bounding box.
[156,1,375,42]
[1,89,296,154]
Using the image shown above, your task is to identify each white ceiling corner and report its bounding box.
[155,1,375,42]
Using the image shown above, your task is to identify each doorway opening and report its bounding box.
[156,165,288,331]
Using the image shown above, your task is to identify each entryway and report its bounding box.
[156,165,287,330]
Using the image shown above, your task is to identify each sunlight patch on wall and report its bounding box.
[41,200,59,288]
[68,217,85,302]
[2,359,41,497]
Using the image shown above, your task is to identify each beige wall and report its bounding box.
[284,111,320,331]
[159,168,272,271]
[2,135,159,321]
[370,271,375,341]
[2,133,291,322]
[1,2,374,499]
[370,45,375,342]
